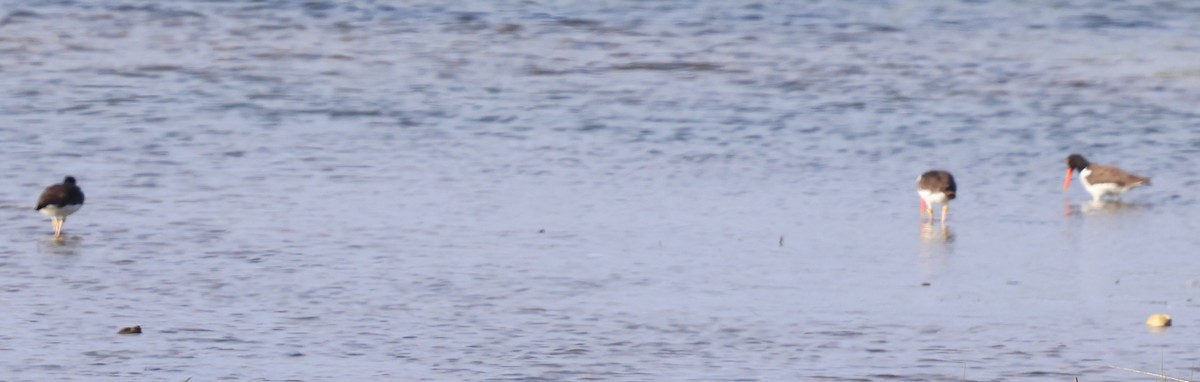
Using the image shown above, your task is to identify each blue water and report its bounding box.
[1,1,1199,381]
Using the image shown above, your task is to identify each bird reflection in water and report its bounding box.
[918,221,954,256]
[919,221,955,245]
[38,235,82,256]
[917,222,954,276]
[1063,199,1142,217]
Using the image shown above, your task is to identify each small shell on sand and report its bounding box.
[118,325,142,334]
[1145,314,1172,327]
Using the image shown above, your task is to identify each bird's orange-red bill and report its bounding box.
[1062,168,1073,191]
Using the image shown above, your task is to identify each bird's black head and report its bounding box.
[1065,154,1090,172]
[63,176,77,185]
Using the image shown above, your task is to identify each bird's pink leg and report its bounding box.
[919,199,927,219]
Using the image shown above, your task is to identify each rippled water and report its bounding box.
[2,1,1200,381]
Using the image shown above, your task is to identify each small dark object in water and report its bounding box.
[920,282,931,287]
[496,23,522,33]
[118,325,142,334]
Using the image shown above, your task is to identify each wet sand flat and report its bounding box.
[0,1,1199,381]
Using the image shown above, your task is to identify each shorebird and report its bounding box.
[916,170,956,222]
[1063,154,1150,202]
[35,176,85,237]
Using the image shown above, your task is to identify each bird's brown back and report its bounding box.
[35,184,85,210]
[1086,164,1150,186]
[917,170,957,199]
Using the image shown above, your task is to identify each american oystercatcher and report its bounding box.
[35,176,85,237]
[1063,154,1150,202]
[916,170,956,222]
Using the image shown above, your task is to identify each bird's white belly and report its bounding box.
[1082,181,1129,196]
[1080,169,1138,198]
[918,189,949,204]
[39,204,81,217]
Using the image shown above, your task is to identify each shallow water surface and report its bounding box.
[1,1,1200,381]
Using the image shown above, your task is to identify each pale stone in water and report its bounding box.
[1145,314,1172,327]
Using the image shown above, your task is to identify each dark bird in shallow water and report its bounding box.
[917,170,956,222]
[1064,154,1149,202]
[36,176,85,237]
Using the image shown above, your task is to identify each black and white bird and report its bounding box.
[1063,154,1150,202]
[916,170,956,222]
[35,176,85,237]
